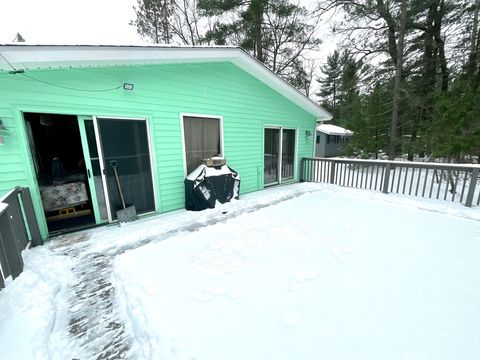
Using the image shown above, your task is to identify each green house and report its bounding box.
[0,45,331,239]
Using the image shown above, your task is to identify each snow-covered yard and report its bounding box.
[1,183,480,360]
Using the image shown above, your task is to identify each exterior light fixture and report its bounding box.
[305,130,312,140]
[123,83,134,91]
[0,119,7,131]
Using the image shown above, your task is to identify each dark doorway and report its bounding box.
[24,113,95,233]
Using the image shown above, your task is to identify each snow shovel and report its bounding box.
[109,160,138,223]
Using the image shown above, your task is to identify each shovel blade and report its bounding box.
[116,205,138,223]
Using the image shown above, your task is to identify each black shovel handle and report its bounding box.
[109,160,126,209]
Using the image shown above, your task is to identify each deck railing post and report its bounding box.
[465,168,479,207]
[0,206,24,280]
[19,187,43,247]
[382,163,391,194]
[300,158,305,182]
[0,211,9,289]
[330,161,336,184]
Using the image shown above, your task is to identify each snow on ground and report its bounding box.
[0,247,73,360]
[113,185,480,360]
[66,183,322,256]
[1,183,480,360]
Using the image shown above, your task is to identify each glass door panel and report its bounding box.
[264,128,280,185]
[281,129,295,181]
[96,118,155,220]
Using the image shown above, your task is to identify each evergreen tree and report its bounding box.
[198,0,321,92]
[338,51,362,129]
[317,50,342,119]
[317,50,361,127]
[13,32,25,42]
[345,84,391,159]
[428,79,480,160]
[131,0,175,44]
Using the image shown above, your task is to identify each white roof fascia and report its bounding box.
[0,45,238,69]
[233,49,332,120]
[0,45,332,120]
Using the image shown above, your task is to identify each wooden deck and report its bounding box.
[46,188,313,359]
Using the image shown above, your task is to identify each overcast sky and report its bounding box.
[0,0,144,45]
[0,0,337,89]
[0,0,336,48]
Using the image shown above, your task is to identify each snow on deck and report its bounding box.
[1,183,479,359]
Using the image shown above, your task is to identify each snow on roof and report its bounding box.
[0,44,331,120]
[316,124,353,136]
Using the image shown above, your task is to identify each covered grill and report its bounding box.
[184,159,240,211]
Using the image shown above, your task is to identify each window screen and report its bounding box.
[183,116,221,174]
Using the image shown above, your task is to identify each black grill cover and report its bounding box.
[185,165,240,211]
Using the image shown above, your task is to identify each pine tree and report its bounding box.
[317,50,342,120]
[131,0,174,44]
[13,32,25,42]
[317,50,360,126]
[198,0,320,92]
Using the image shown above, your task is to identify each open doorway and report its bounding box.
[24,112,96,234]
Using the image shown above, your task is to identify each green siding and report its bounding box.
[0,62,316,239]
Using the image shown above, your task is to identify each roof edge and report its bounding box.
[0,44,332,119]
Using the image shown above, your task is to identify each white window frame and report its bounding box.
[180,113,224,177]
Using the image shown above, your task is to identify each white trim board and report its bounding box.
[0,45,332,120]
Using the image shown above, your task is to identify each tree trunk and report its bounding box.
[376,0,398,66]
[251,0,266,62]
[388,0,407,160]
[434,0,448,91]
[468,0,480,79]
[407,126,418,161]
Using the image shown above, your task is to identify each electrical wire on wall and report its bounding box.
[0,52,123,93]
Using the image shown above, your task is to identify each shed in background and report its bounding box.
[315,124,352,157]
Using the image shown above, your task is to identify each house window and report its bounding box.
[316,135,320,144]
[183,116,221,174]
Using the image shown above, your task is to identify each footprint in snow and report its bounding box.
[227,289,244,299]
[282,311,301,327]
[191,287,245,301]
[190,291,215,302]
[331,244,353,263]
[344,224,356,232]
[289,271,318,292]
[209,285,227,296]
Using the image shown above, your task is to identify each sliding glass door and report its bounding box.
[95,118,155,221]
[264,128,280,185]
[281,129,295,181]
[264,127,296,186]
